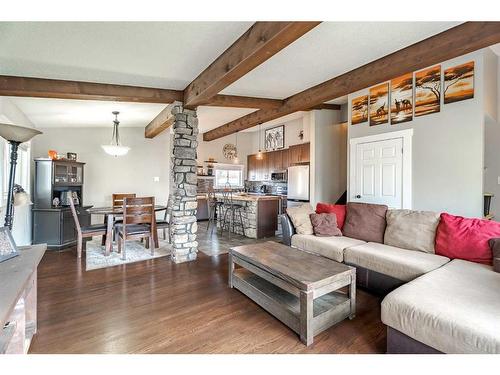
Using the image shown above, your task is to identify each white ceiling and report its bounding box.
[6,96,258,133]
[0,22,252,89]
[0,22,466,133]
[222,22,461,99]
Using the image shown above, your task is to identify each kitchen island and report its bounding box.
[215,193,281,239]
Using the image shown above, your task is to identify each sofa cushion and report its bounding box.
[309,213,342,237]
[489,238,500,272]
[344,242,449,282]
[381,259,500,353]
[316,203,346,230]
[342,202,388,243]
[291,234,365,263]
[435,213,500,265]
[286,204,314,235]
[384,209,440,253]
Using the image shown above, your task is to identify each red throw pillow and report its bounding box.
[435,213,500,265]
[316,203,346,229]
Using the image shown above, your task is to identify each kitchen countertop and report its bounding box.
[197,193,281,202]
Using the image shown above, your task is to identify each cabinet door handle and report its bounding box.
[355,195,361,199]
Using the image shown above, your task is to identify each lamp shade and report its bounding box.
[0,123,42,143]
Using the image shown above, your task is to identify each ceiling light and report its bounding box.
[102,111,130,157]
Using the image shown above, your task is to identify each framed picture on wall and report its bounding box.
[369,83,389,126]
[0,227,19,263]
[351,95,368,125]
[415,65,441,117]
[265,125,285,151]
[444,61,474,104]
[390,72,413,125]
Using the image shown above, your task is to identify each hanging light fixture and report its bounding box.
[256,122,263,160]
[234,131,239,164]
[101,111,130,157]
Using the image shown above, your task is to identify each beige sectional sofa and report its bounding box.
[281,208,500,354]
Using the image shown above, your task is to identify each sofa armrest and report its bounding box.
[280,214,296,246]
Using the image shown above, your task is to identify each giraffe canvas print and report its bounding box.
[369,83,389,126]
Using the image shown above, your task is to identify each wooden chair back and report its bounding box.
[112,193,136,208]
[123,196,155,226]
[68,197,81,234]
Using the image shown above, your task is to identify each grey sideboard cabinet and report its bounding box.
[32,158,91,250]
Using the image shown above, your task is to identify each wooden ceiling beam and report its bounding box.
[0,75,184,103]
[183,21,321,108]
[203,22,500,141]
[145,103,176,139]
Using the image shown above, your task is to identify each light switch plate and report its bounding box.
[153,176,160,182]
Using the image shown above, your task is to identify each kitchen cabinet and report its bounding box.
[247,143,309,182]
[289,143,310,164]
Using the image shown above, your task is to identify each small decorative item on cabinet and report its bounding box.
[48,150,58,160]
[67,152,77,161]
[52,197,60,207]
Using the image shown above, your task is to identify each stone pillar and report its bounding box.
[169,104,199,263]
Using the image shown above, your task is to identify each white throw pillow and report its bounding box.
[287,204,314,235]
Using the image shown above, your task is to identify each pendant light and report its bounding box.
[102,111,130,157]
[234,131,239,164]
[256,122,263,160]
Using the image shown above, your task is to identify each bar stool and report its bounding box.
[206,188,223,235]
[220,185,246,238]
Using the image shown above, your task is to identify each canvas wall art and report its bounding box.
[390,73,413,124]
[265,125,284,151]
[444,61,474,104]
[369,83,389,126]
[351,95,368,125]
[415,65,441,117]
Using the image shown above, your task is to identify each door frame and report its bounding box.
[348,129,413,209]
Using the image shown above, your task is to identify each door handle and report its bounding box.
[355,195,361,199]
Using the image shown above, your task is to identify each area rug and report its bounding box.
[86,237,171,271]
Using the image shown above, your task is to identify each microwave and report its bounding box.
[271,171,287,181]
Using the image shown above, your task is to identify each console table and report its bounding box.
[0,244,46,354]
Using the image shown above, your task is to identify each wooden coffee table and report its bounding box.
[229,241,356,346]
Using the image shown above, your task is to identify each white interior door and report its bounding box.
[353,137,403,208]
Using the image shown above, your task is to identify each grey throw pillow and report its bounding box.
[384,209,440,253]
[309,213,342,237]
[489,238,500,272]
[342,202,388,243]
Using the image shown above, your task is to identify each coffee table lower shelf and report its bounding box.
[232,268,352,345]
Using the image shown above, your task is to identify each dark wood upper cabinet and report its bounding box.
[247,142,309,181]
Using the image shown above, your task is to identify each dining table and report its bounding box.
[87,205,167,256]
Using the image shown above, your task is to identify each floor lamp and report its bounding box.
[0,123,42,230]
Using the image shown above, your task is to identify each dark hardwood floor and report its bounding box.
[29,226,386,354]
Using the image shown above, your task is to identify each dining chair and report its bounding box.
[107,193,136,243]
[68,198,107,258]
[116,196,155,260]
[155,208,170,243]
[112,193,136,208]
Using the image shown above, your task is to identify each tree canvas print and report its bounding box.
[444,61,474,104]
[390,73,413,124]
[369,83,389,126]
[351,95,368,125]
[415,65,441,117]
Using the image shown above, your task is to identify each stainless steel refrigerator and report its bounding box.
[287,165,310,206]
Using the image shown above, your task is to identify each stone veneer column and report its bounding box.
[169,104,199,263]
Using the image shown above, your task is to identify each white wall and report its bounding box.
[196,131,253,176]
[309,110,346,206]
[483,48,500,220]
[31,127,170,223]
[348,50,486,218]
[0,97,35,245]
